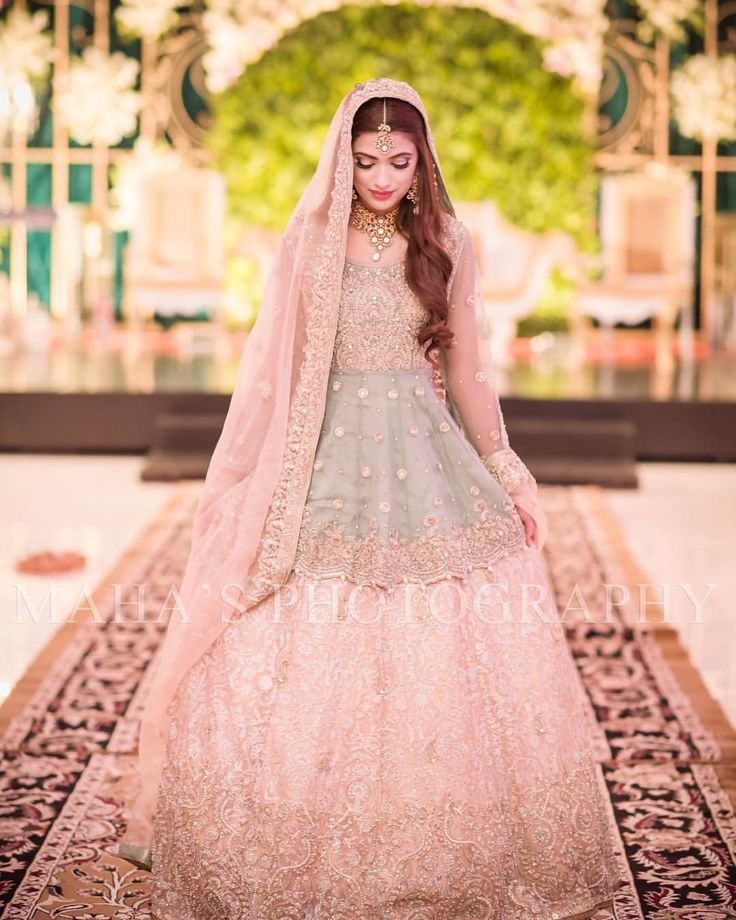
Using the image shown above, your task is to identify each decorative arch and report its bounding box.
[201,0,608,94]
[206,3,598,243]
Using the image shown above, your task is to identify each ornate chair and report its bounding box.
[570,164,696,365]
[454,200,577,366]
[123,167,226,330]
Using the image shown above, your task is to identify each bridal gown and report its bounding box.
[150,254,624,919]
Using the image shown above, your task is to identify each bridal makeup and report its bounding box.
[351,132,417,213]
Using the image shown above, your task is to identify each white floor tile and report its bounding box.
[0,455,175,703]
[605,462,736,729]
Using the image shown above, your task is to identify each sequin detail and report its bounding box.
[482,448,534,494]
[152,551,625,919]
[332,260,429,370]
[295,508,525,586]
[292,368,526,586]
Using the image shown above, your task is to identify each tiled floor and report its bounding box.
[605,462,736,730]
[0,455,174,703]
[0,455,733,728]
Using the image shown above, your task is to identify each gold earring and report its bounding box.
[406,174,419,214]
[352,188,358,201]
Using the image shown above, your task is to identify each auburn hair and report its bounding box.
[351,97,454,365]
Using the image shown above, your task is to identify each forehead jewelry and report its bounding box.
[376,98,394,154]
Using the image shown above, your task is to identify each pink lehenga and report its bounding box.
[119,78,625,919]
[150,250,624,918]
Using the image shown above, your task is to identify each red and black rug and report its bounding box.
[1,484,734,919]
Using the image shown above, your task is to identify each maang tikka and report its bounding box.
[376,98,394,154]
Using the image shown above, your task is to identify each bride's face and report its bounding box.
[351,131,417,214]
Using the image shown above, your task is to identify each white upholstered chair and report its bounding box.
[570,165,697,365]
[455,199,577,366]
[123,167,226,328]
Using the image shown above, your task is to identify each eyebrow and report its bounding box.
[353,150,415,159]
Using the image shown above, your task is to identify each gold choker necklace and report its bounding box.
[350,199,398,262]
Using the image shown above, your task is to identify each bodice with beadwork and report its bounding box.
[291,254,527,587]
[331,258,429,371]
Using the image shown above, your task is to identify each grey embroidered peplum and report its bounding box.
[291,257,526,586]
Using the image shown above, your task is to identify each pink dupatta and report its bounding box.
[118,77,547,860]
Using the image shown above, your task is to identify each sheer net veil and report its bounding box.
[118,77,547,858]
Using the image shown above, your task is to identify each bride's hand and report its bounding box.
[515,505,538,548]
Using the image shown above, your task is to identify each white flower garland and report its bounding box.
[0,8,54,89]
[114,0,181,40]
[634,0,702,44]
[201,0,608,94]
[54,47,141,146]
[671,54,736,142]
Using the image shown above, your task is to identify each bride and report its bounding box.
[117,78,625,918]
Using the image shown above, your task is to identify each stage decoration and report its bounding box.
[202,3,299,94]
[114,0,181,40]
[670,54,736,143]
[0,0,733,342]
[201,0,608,94]
[208,3,597,249]
[633,0,702,44]
[54,48,141,146]
[0,8,54,88]
[110,138,185,231]
[0,8,54,141]
[541,37,601,89]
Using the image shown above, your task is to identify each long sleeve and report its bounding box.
[441,221,548,550]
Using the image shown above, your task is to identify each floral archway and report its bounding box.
[205,3,598,241]
[1,0,734,330]
[200,0,608,94]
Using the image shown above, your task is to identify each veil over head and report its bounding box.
[119,77,547,855]
[121,78,455,852]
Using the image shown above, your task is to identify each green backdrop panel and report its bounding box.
[207,3,598,252]
[69,163,92,203]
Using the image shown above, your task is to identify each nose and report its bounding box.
[373,163,393,189]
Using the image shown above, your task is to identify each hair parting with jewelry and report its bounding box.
[351,97,454,365]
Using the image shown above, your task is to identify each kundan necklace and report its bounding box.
[350,198,398,262]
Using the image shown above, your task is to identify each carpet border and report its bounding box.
[574,483,736,810]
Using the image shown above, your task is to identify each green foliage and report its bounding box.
[224,251,264,330]
[207,2,597,248]
[207,3,599,329]
[517,270,575,335]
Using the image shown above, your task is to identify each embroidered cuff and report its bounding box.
[480,448,533,495]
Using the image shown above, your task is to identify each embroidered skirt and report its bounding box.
[149,366,626,919]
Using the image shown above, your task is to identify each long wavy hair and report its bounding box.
[351,97,454,364]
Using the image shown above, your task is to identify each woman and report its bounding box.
[118,78,625,918]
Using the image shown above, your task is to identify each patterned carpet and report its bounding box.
[1,483,734,919]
